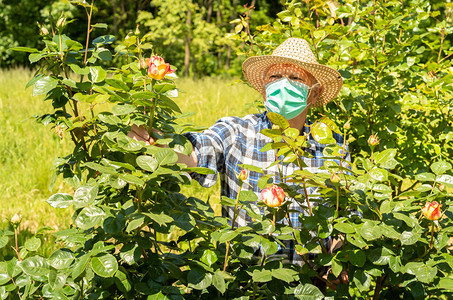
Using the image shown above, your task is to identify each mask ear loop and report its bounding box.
[306,82,321,108]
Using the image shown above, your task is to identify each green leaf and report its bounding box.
[119,174,144,186]
[105,78,130,91]
[212,271,226,293]
[33,76,58,96]
[334,222,355,233]
[293,283,324,299]
[238,190,258,203]
[154,83,176,94]
[415,173,436,182]
[436,174,453,188]
[374,149,397,166]
[112,103,136,115]
[47,193,73,208]
[347,233,367,249]
[143,212,173,226]
[218,231,239,243]
[24,237,41,252]
[69,64,90,75]
[91,254,118,277]
[71,253,90,279]
[183,167,216,174]
[400,230,420,245]
[267,112,289,129]
[120,243,141,265]
[49,249,74,270]
[238,164,264,174]
[260,238,278,255]
[369,168,388,181]
[438,278,453,290]
[431,161,452,175]
[353,270,371,292]
[84,162,117,175]
[89,66,107,83]
[173,213,195,231]
[92,23,108,29]
[311,121,335,144]
[136,155,158,172]
[97,49,112,61]
[75,206,105,230]
[369,247,394,265]
[200,250,218,267]
[0,236,8,249]
[188,268,212,290]
[349,250,366,267]
[126,214,145,232]
[10,46,39,53]
[155,148,178,165]
[252,269,273,282]
[318,117,341,134]
[359,221,382,241]
[405,262,437,284]
[19,256,49,277]
[73,184,99,208]
[272,268,297,283]
[117,135,145,152]
[114,268,132,293]
[331,258,342,277]
[0,263,10,285]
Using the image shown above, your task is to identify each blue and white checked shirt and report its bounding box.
[185,111,348,264]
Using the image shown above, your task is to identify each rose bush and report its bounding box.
[0,0,452,299]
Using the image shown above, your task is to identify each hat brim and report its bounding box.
[242,55,343,106]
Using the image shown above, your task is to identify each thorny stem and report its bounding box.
[302,180,313,216]
[13,228,22,262]
[429,221,435,249]
[83,0,94,66]
[10,277,22,300]
[335,185,340,218]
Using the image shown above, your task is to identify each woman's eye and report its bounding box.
[270,75,281,79]
[291,76,304,81]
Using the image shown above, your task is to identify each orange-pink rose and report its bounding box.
[422,201,442,221]
[261,185,285,208]
[146,56,175,80]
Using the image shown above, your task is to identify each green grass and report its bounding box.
[0,69,261,234]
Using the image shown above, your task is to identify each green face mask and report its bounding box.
[264,77,310,120]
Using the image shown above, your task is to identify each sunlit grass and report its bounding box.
[0,69,261,238]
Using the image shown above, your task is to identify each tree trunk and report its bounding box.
[206,0,213,23]
[184,8,192,77]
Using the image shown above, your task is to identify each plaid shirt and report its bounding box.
[185,111,349,264]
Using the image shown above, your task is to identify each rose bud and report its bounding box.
[238,169,248,181]
[139,58,150,69]
[438,184,445,192]
[147,55,175,80]
[11,213,21,225]
[368,134,379,147]
[56,17,66,29]
[422,201,442,221]
[261,185,285,208]
[343,120,351,130]
[331,172,341,184]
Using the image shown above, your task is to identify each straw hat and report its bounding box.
[242,38,343,106]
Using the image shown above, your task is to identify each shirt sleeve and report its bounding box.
[183,117,238,188]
